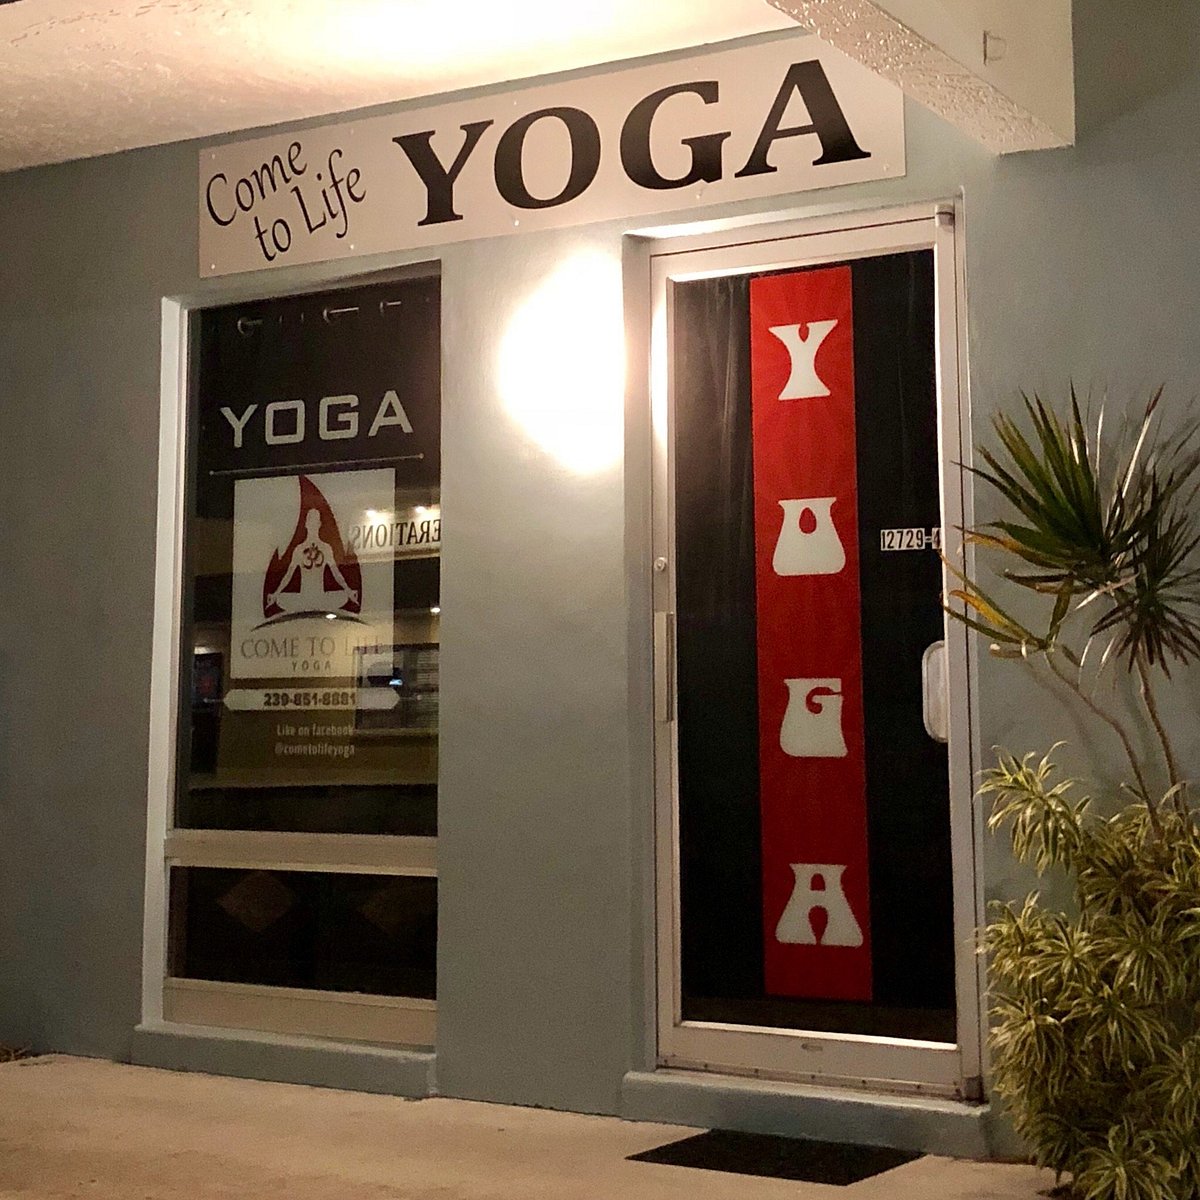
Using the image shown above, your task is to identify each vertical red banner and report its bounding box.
[750,266,872,1002]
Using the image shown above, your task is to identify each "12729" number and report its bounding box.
[879,527,942,552]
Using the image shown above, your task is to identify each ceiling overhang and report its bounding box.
[0,0,1075,174]
[0,0,796,173]
[768,0,1075,153]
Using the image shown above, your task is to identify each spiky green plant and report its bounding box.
[945,391,1200,1200]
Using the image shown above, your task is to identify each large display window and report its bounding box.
[149,270,440,1047]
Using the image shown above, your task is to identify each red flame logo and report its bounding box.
[261,475,363,622]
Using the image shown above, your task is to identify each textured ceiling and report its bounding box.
[0,0,797,173]
[768,0,1071,152]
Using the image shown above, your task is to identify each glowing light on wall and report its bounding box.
[497,251,624,476]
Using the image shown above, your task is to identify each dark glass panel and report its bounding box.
[177,275,441,835]
[169,868,437,999]
[673,252,955,1042]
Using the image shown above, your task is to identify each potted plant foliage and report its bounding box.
[945,390,1200,1200]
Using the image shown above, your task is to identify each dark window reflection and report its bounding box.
[169,868,437,999]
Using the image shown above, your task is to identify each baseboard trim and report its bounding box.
[131,1021,435,1098]
[621,1068,1018,1159]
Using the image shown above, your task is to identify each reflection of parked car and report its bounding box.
[354,643,439,735]
[360,656,401,690]
[191,651,224,774]
[192,651,224,706]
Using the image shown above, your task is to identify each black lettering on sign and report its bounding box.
[493,107,602,210]
[393,121,495,226]
[735,60,871,178]
[205,141,308,229]
[620,81,730,190]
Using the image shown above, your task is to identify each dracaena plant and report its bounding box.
[945,390,1200,1200]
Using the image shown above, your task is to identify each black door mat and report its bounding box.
[628,1129,922,1186]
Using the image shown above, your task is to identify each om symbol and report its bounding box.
[302,546,325,568]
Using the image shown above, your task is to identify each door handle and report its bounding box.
[922,640,948,743]
[655,611,676,724]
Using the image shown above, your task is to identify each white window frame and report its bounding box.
[646,204,983,1099]
[142,268,439,1050]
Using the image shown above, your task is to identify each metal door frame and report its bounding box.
[646,203,983,1098]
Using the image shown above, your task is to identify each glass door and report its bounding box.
[651,211,980,1097]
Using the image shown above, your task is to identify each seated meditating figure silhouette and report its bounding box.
[268,508,358,615]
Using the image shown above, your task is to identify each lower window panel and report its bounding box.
[168,867,436,999]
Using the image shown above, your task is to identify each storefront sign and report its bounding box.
[750,266,873,1002]
[230,469,396,680]
[200,36,904,277]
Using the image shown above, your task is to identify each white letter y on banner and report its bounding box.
[768,320,837,399]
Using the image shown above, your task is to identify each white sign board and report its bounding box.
[200,36,904,277]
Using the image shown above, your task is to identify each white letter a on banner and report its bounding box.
[775,864,863,946]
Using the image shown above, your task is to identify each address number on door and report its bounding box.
[879,527,942,552]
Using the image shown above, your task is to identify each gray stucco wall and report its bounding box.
[1,0,1198,1128]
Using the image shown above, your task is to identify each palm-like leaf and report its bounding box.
[1091,462,1200,671]
[963,389,1200,671]
[971,391,1145,598]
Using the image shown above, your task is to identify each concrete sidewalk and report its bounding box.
[0,1056,1052,1199]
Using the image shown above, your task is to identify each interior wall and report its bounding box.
[1,0,1198,1116]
